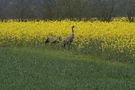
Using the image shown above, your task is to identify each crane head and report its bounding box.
[72,26,75,29]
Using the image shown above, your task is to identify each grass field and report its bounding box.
[0,47,135,90]
[0,20,135,89]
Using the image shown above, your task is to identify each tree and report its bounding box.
[13,0,34,20]
[95,0,115,22]
[126,0,135,22]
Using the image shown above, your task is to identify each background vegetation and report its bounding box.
[0,20,135,62]
[0,0,135,22]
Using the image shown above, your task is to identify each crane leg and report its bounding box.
[68,43,72,49]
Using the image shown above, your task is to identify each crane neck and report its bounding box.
[72,27,74,33]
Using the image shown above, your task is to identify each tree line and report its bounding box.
[0,0,135,22]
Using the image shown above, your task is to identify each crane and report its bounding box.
[64,26,75,48]
[45,35,61,44]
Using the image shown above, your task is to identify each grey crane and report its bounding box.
[45,35,61,44]
[64,26,75,48]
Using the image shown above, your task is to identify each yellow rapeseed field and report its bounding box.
[0,20,135,61]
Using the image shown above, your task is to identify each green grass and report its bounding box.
[0,47,135,90]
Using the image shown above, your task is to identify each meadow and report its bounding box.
[0,20,135,62]
[0,47,135,90]
[0,20,135,89]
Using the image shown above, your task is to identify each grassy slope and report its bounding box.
[0,47,135,90]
